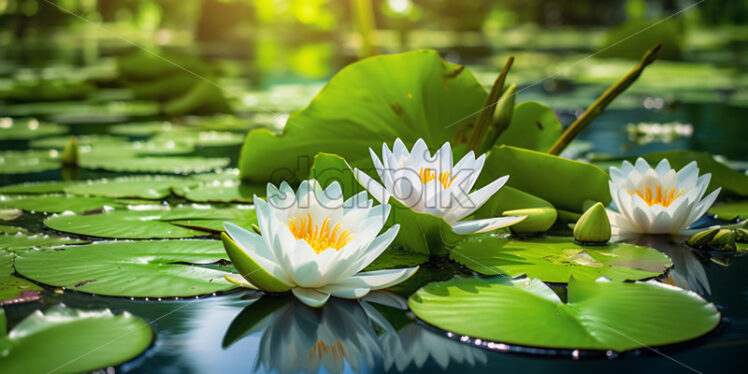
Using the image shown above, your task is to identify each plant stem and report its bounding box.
[547,43,661,156]
[351,0,378,58]
[467,57,514,151]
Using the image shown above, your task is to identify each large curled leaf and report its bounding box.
[15,240,237,297]
[64,176,199,199]
[495,101,562,152]
[0,307,152,373]
[44,207,215,239]
[451,235,672,282]
[239,49,487,182]
[480,145,611,212]
[409,276,720,352]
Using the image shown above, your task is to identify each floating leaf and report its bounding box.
[0,307,152,373]
[709,200,748,220]
[1,233,87,251]
[495,101,563,152]
[451,235,671,282]
[0,149,60,174]
[109,121,175,136]
[79,154,229,174]
[151,130,245,147]
[480,145,610,212]
[0,180,74,194]
[43,207,216,239]
[0,226,27,234]
[239,50,487,182]
[15,240,237,297]
[0,194,121,213]
[64,176,199,199]
[409,276,720,352]
[30,134,129,149]
[181,180,263,203]
[0,118,68,140]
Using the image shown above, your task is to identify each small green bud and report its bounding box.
[709,229,736,251]
[735,228,748,243]
[502,207,556,233]
[687,227,719,247]
[61,136,78,166]
[573,202,611,244]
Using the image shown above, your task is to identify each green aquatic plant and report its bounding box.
[409,276,719,352]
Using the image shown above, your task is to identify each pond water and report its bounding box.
[1,39,747,373]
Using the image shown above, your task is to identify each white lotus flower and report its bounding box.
[607,158,720,234]
[354,138,525,235]
[222,180,418,307]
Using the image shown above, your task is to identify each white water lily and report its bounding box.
[607,158,720,234]
[354,138,525,235]
[222,180,418,307]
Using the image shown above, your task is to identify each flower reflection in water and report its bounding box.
[619,234,711,295]
[223,292,488,373]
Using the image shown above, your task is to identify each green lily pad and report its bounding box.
[0,118,68,140]
[43,207,216,239]
[109,121,175,136]
[168,207,258,233]
[709,200,748,220]
[0,194,121,213]
[0,208,21,221]
[0,226,27,234]
[15,240,237,297]
[409,276,720,352]
[3,101,159,119]
[0,307,152,373]
[64,176,199,199]
[0,149,60,174]
[29,134,129,149]
[1,250,42,305]
[80,154,229,174]
[1,233,87,251]
[239,49,488,182]
[0,180,74,194]
[151,130,245,147]
[480,145,611,212]
[495,101,563,152]
[181,180,263,203]
[451,235,672,283]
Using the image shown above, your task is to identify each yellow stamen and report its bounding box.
[630,186,684,207]
[287,213,353,254]
[419,167,456,189]
[309,340,346,361]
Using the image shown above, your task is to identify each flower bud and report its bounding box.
[573,202,611,244]
[687,227,719,247]
[709,229,737,251]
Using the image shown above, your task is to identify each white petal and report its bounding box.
[325,267,419,291]
[292,288,330,307]
[443,175,508,224]
[355,168,389,204]
[344,225,400,277]
[676,161,699,189]
[684,188,721,228]
[452,215,526,234]
[223,222,293,285]
[634,158,652,174]
[327,286,371,299]
[655,158,671,176]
